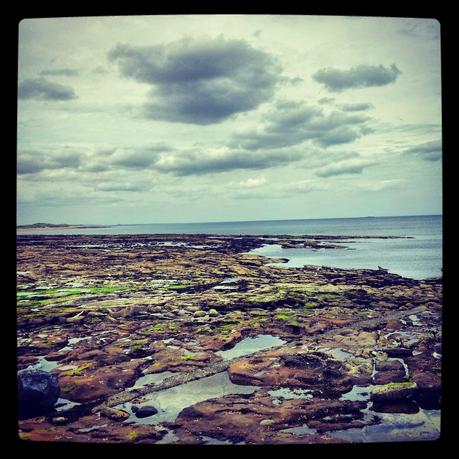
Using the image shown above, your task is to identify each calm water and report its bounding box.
[18,215,442,281]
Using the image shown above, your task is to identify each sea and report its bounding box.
[18,215,442,281]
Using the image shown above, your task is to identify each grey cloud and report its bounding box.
[230,101,371,150]
[111,145,171,169]
[17,157,46,174]
[108,37,281,124]
[315,158,377,177]
[340,103,374,112]
[153,148,304,176]
[313,64,401,92]
[318,97,335,104]
[18,77,77,100]
[95,182,151,192]
[404,140,442,161]
[18,150,83,175]
[315,126,362,147]
[40,68,80,77]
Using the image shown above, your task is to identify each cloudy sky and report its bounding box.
[17,15,442,225]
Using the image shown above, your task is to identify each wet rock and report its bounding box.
[373,371,406,385]
[57,359,143,403]
[373,359,406,385]
[371,382,417,403]
[134,405,158,418]
[173,392,365,443]
[410,370,441,409]
[386,319,402,331]
[380,347,412,358]
[18,370,60,419]
[372,399,419,414]
[128,348,149,358]
[229,349,352,396]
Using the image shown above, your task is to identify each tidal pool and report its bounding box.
[216,334,286,360]
[327,409,441,442]
[118,371,257,425]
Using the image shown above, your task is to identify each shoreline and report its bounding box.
[17,225,112,234]
[17,233,442,444]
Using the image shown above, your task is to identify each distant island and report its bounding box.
[17,223,112,230]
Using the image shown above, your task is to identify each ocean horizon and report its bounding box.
[17,214,442,281]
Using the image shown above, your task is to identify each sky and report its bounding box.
[17,15,442,225]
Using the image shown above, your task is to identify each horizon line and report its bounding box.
[18,213,442,227]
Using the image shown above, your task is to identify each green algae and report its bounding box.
[143,324,164,333]
[61,362,93,376]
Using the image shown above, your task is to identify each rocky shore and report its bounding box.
[16,234,442,444]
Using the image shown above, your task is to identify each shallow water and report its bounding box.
[216,334,286,360]
[118,371,257,425]
[249,236,441,280]
[268,388,314,400]
[328,409,441,442]
[24,356,59,372]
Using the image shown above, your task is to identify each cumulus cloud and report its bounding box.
[18,77,77,100]
[108,37,281,124]
[313,64,401,92]
[109,145,171,169]
[230,100,371,150]
[404,140,442,161]
[315,157,377,177]
[153,147,303,176]
[18,149,83,175]
[40,68,80,77]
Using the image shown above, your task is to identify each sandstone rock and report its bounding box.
[100,406,130,421]
[371,382,417,402]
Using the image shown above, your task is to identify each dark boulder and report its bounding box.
[134,405,158,418]
[18,370,60,419]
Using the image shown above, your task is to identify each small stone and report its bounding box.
[193,310,206,317]
[100,406,130,421]
[260,419,275,426]
[134,405,158,418]
[208,309,219,317]
[51,416,67,425]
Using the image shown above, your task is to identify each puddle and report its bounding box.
[328,409,441,443]
[213,278,240,291]
[58,336,92,352]
[268,388,314,400]
[409,314,422,326]
[133,371,175,388]
[156,429,180,444]
[24,356,59,372]
[317,347,353,361]
[281,424,318,435]
[117,371,257,425]
[216,334,286,360]
[340,385,374,402]
[201,435,237,445]
[54,398,81,412]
